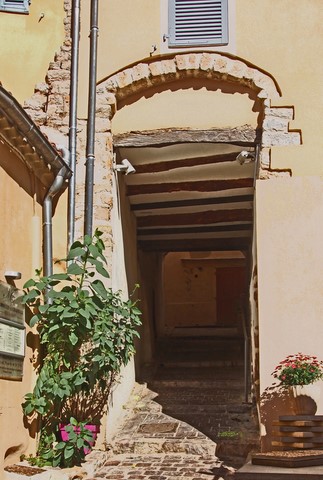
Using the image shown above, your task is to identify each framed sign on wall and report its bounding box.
[0,282,25,380]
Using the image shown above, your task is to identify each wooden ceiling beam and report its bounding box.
[131,152,240,174]
[138,237,251,252]
[114,126,260,148]
[138,223,252,236]
[137,208,252,228]
[127,178,253,196]
[131,194,253,211]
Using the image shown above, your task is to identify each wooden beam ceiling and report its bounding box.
[137,209,252,228]
[138,224,252,236]
[128,152,239,174]
[138,237,251,252]
[127,178,254,196]
[116,131,257,253]
[131,194,253,211]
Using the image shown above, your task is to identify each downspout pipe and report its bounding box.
[84,0,99,237]
[43,147,70,281]
[67,0,81,250]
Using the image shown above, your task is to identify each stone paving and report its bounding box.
[87,383,235,480]
[86,336,259,480]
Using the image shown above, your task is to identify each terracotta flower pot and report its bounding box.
[292,384,321,415]
[59,424,100,454]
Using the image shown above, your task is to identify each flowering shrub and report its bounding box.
[272,353,323,386]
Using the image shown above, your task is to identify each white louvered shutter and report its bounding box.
[168,0,228,47]
[0,0,29,13]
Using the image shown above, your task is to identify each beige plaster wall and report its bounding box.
[0,141,68,468]
[112,87,258,134]
[104,173,138,442]
[163,252,217,332]
[256,176,323,442]
[236,0,323,175]
[0,148,42,285]
[0,152,41,469]
[0,0,65,103]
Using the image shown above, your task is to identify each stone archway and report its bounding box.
[86,51,301,238]
[93,52,301,192]
[91,51,302,405]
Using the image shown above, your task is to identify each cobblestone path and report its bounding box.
[88,383,235,480]
[87,336,259,480]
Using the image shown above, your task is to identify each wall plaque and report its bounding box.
[0,281,25,380]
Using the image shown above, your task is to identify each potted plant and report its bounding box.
[21,230,142,467]
[271,353,323,415]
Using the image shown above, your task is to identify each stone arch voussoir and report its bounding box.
[97,52,301,174]
[99,52,281,111]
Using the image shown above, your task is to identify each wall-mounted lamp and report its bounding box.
[5,271,22,280]
[236,150,256,165]
[113,158,136,175]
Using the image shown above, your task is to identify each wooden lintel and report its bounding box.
[137,208,252,228]
[127,178,253,196]
[131,194,254,211]
[138,237,251,252]
[114,126,260,148]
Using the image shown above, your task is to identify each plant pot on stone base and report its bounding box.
[271,353,323,416]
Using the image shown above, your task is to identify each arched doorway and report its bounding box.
[93,52,300,463]
[96,50,299,370]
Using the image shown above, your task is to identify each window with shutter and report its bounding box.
[0,0,29,13]
[168,0,228,47]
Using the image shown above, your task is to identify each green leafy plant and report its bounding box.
[272,353,323,386]
[21,230,142,466]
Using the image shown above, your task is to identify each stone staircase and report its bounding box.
[146,336,260,468]
[103,382,236,479]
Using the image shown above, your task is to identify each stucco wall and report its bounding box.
[0,0,65,103]
[236,0,323,176]
[0,146,42,469]
[0,140,67,468]
[112,87,258,134]
[256,176,323,447]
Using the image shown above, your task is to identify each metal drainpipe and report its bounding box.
[67,0,81,250]
[43,147,70,284]
[84,0,99,237]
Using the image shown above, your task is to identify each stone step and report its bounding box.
[112,438,216,456]
[154,392,247,405]
[163,403,252,415]
[234,461,323,479]
[94,453,236,480]
[154,365,245,377]
[148,379,245,389]
[158,360,244,368]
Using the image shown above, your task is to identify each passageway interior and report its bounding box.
[144,335,259,468]
[114,139,259,466]
[115,139,256,339]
